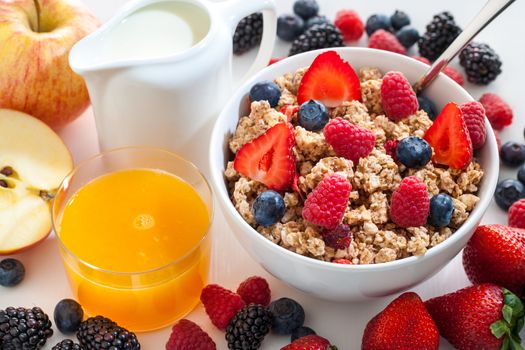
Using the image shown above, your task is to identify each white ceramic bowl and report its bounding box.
[209,47,499,301]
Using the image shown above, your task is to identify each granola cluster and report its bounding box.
[225,66,483,265]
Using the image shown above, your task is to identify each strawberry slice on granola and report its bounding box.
[424,102,473,170]
[233,123,296,191]
[297,51,362,107]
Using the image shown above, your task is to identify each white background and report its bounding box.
[2,0,525,349]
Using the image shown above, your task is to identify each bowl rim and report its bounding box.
[210,47,499,272]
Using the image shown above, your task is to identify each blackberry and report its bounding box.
[289,23,343,56]
[0,307,53,350]
[233,13,263,55]
[77,316,140,350]
[225,304,272,350]
[459,42,502,85]
[418,12,461,61]
[51,339,83,350]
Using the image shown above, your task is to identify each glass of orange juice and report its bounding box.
[52,147,213,332]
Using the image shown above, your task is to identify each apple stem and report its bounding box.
[33,0,41,32]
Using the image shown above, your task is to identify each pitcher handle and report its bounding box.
[217,0,277,85]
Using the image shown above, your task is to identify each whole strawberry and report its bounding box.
[463,224,525,296]
[200,284,245,330]
[425,284,524,350]
[302,174,352,229]
[324,117,375,163]
[389,176,430,228]
[281,335,338,350]
[362,292,439,350]
[166,319,216,350]
[237,276,271,306]
[380,71,418,121]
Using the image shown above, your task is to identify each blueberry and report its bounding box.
[0,258,25,287]
[253,191,286,227]
[396,136,432,168]
[298,100,329,131]
[518,164,525,185]
[305,15,330,29]
[291,326,316,342]
[54,299,84,333]
[495,179,525,210]
[269,297,305,334]
[293,0,319,20]
[418,95,438,120]
[249,81,281,108]
[500,141,525,167]
[365,14,392,36]
[396,26,419,49]
[390,10,411,30]
[428,194,455,227]
[277,14,305,42]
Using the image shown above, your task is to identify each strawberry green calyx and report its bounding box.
[490,288,525,350]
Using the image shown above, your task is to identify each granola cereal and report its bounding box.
[225,57,484,265]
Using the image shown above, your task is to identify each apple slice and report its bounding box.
[0,109,73,254]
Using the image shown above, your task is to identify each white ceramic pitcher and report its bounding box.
[69,0,276,170]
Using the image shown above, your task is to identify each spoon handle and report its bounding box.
[413,0,516,93]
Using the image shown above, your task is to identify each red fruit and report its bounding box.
[302,174,352,230]
[384,139,399,161]
[166,319,216,350]
[236,276,271,306]
[269,57,284,65]
[281,335,337,350]
[425,284,525,350]
[280,105,300,122]
[479,93,513,130]
[324,117,375,163]
[390,176,429,228]
[321,224,352,250]
[463,224,525,296]
[509,200,525,229]
[380,71,419,121]
[368,29,407,55]
[297,51,361,108]
[234,123,295,191]
[200,284,245,330]
[333,258,352,264]
[460,101,487,150]
[362,292,439,350]
[334,10,364,42]
[424,102,473,169]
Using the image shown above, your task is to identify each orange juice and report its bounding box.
[56,168,211,331]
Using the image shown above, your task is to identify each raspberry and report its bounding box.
[479,93,513,130]
[460,101,487,150]
[381,71,419,121]
[324,117,375,163]
[200,284,245,330]
[334,10,364,42]
[412,57,464,86]
[368,29,407,55]
[509,199,525,229]
[321,224,352,250]
[236,276,271,306]
[302,174,352,229]
[166,319,216,350]
[333,258,352,264]
[390,176,430,228]
[384,139,399,161]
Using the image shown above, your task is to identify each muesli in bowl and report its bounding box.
[224,50,484,265]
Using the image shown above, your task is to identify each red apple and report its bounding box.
[0,109,73,254]
[0,0,99,129]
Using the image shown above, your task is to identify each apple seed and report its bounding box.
[0,166,13,176]
[0,180,7,188]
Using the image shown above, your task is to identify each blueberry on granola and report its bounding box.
[428,194,454,227]
[396,136,432,168]
[249,81,281,108]
[417,95,438,120]
[253,191,286,227]
[269,298,305,335]
[298,100,329,131]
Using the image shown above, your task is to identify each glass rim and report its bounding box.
[51,146,214,276]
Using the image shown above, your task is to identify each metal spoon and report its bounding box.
[413,0,516,94]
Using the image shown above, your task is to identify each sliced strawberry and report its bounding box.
[297,51,361,107]
[424,102,473,170]
[233,123,295,191]
[279,105,300,122]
